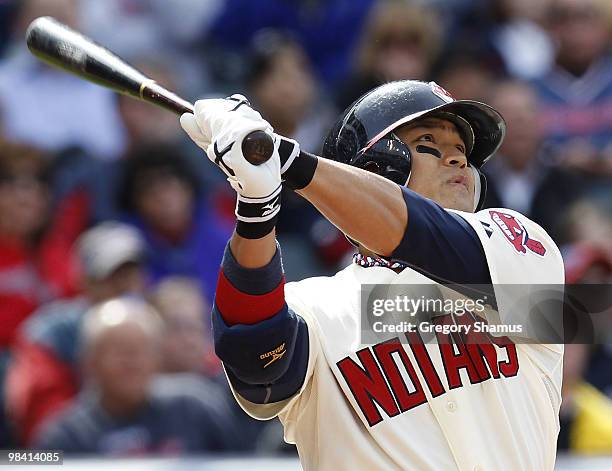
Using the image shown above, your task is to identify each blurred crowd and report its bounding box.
[0,0,610,457]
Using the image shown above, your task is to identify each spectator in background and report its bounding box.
[246,30,335,154]
[206,0,376,86]
[558,225,612,454]
[486,0,555,80]
[0,141,88,447]
[148,277,219,377]
[117,58,185,155]
[556,198,612,452]
[84,54,212,223]
[0,141,86,348]
[335,0,442,110]
[52,52,224,225]
[435,47,499,101]
[79,0,223,96]
[114,54,230,192]
[149,277,269,452]
[482,80,583,237]
[5,222,146,446]
[533,0,612,176]
[245,30,348,279]
[33,298,238,454]
[118,145,232,300]
[0,0,126,159]
[558,198,612,259]
[564,242,612,285]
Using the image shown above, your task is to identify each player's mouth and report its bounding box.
[446,175,469,192]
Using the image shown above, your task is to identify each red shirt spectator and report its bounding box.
[5,222,147,445]
[0,141,87,347]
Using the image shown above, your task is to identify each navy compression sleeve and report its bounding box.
[391,187,491,285]
[213,243,309,403]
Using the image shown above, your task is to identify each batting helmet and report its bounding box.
[322,80,506,211]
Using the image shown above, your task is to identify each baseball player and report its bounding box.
[180,81,564,470]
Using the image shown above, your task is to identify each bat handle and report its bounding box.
[141,81,274,166]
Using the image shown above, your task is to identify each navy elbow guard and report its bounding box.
[213,304,301,385]
[224,315,309,404]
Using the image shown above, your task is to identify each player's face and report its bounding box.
[395,118,475,212]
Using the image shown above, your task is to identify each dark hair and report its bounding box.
[118,144,201,213]
[0,140,51,184]
[245,28,303,88]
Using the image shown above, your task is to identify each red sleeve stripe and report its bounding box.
[215,270,286,326]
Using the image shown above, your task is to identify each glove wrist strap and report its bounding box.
[235,185,281,239]
[277,136,318,190]
[236,219,278,239]
[283,151,318,190]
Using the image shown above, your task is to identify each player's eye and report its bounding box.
[416,134,434,143]
[456,144,466,154]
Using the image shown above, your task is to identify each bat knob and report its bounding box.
[242,131,275,165]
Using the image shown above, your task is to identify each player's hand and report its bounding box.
[180,94,310,188]
[180,95,280,197]
[180,94,292,238]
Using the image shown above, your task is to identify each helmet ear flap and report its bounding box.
[355,134,413,186]
[470,165,487,211]
[322,111,367,165]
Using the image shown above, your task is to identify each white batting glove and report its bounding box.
[181,95,298,238]
[180,95,279,196]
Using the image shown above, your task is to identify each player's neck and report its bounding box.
[358,246,380,259]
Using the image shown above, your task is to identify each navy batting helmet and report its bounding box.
[322,80,506,211]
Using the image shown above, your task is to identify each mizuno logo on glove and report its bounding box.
[262,197,280,217]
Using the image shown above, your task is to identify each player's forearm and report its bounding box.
[229,228,277,269]
[217,237,284,326]
[297,158,407,256]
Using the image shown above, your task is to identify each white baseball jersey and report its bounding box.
[229,208,565,471]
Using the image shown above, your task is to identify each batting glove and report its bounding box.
[181,95,284,238]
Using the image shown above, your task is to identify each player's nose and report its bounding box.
[441,148,468,169]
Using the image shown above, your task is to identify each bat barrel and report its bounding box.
[26,17,146,97]
[25,16,273,164]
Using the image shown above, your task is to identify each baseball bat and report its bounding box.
[25,16,273,165]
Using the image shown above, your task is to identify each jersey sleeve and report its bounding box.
[391,187,491,284]
[449,207,565,341]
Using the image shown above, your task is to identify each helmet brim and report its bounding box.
[363,100,506,168]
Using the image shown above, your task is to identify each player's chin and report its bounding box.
[440,185,473,212]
